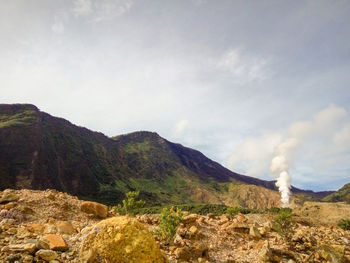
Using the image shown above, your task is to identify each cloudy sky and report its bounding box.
[1,0,349,191]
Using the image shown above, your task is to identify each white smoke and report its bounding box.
[226,104,349,205]
[270,104,347,207]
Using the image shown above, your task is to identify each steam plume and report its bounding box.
[270,104,346,207]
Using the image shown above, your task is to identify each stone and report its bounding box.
[138,214,153,224]
[8,243,37,254]
[80,201,108,218]
[4,254,22,263]
[28,223,46,234]
[231,222,250,234]
[219,214,229,224]
[320,244,346,262]
[35,249,58,261]
[42,234,68,251]
[236,213,247,223]
[0,190,19,204]
[174,246,191,261]
[191,242,208,259]
[7,227,17,234]
[341,237,350,245]
[25,239,50,250]
[56,221,75,235]
[259,225,271,236]
[174,234,183,245]
[189,225,199,237]
[79,216,167,263]
[17,227,32,239]
[1,245,9,252]
[45,224,58,234]
[0,218,15,230]
[4,202,15,210]
[183,214,198,224]
[21,255,34,263]
[249,226,262,239]
[259,240,272,262]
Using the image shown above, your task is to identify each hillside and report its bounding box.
[0,104,328,208]
[322,183,350,203]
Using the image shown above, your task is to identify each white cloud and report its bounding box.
[52,18,65,34]
[174,120,189,137]
[333,123,350,151]
[73,0,93,17]
[216,47,270,83]
[226,133,282,178]
[226,105,350,183]
[72,0,133,21]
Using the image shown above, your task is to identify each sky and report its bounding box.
[0,0,349,191]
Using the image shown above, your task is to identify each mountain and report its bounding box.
[322,183,350,203]
[0,104,330,207]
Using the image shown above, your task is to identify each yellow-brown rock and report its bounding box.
[42,234,68,251]
[79,216,167,263]
[80,201,108,218]
[236,213,247,223]
[28,223,46,234]
[56,221,75,235]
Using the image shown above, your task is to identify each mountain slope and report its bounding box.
[322,183,350,203]
[0,104,327,207]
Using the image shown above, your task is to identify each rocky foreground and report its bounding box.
[0,189,349,263]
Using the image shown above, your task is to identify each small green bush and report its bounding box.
[338,219,350,230]
[273,208,294,238]
[226,206,241,217]
[157,207,183,241]
[267,207,281,213]
[115,191,145,215]
[131,203,228,216]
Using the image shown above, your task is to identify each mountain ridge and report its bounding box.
[0,103,333,207]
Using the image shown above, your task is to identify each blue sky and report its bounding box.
[0,0,349,191]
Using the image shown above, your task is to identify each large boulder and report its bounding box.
[79,216,167,263]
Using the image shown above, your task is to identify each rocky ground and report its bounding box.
[0,189,350,263]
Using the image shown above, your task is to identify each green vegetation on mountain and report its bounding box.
[0,107,37,128]
[322,183,350,203]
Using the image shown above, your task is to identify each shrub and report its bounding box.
[338,219,350,230]
[131,203,228,216]
[115,191,145,216]
[157,207,183,241]
[267,207,280,213]
[273,208,294,238]
[226,206,241,218]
